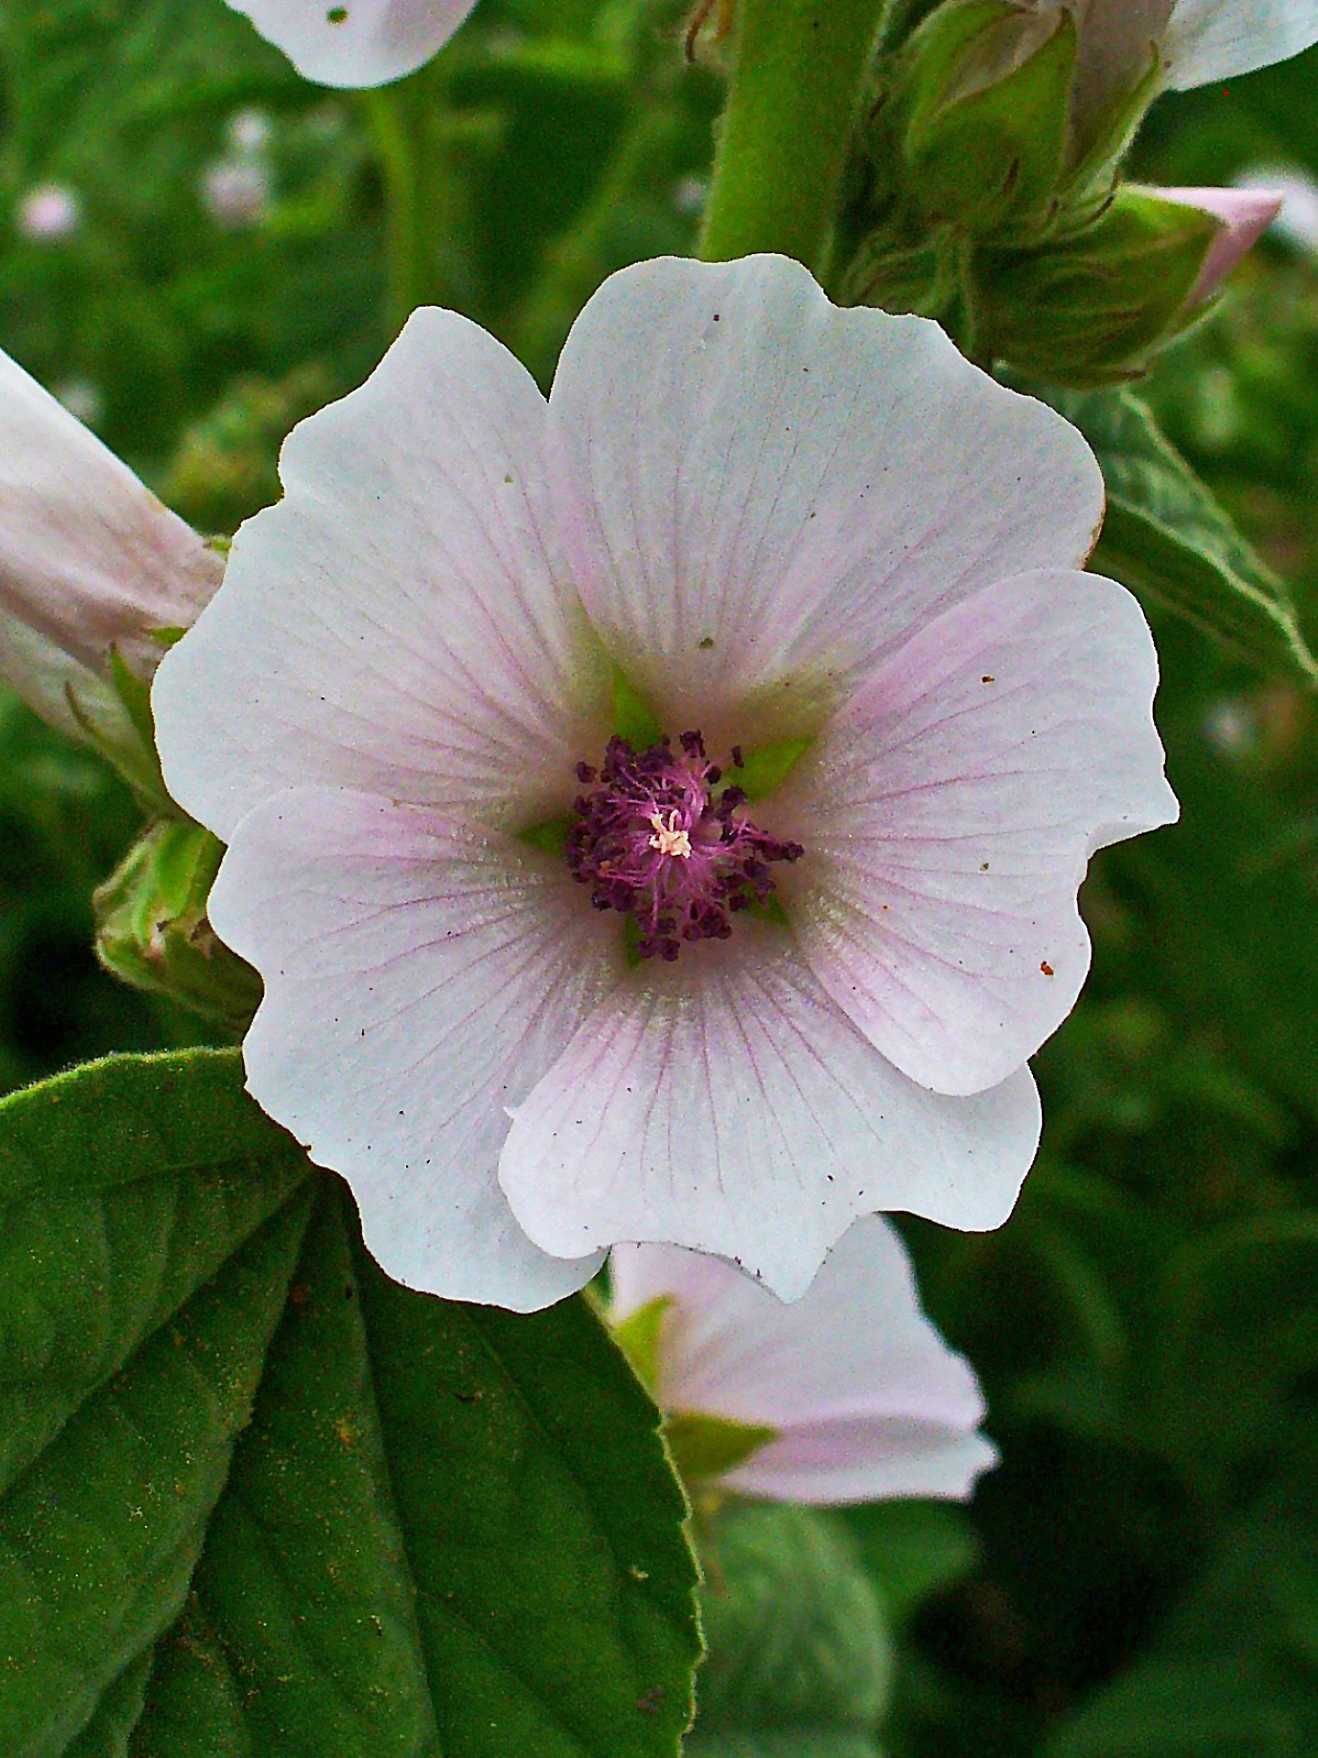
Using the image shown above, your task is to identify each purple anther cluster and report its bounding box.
[565,730,804,960]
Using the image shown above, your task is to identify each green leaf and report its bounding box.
[691,1506,891,1752]
[0,1051,700,1757]
[685,1733,884,1756]
[838,1500,981,1626]
[1045,1455,1318,1756]
[1049,387,1318,686]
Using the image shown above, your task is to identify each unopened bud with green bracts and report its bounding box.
[94,818,262,1035]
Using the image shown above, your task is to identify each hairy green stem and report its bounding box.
[698,0,892,270]
[365,63,472,335]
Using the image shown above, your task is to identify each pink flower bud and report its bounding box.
[1150,183,1284,304]
[0,348,223,747]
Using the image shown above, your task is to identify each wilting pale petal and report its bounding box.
[209,786,613,1308]
[154,306,610,844]
[1161,0,1318,86]
[225,0,478,87]
[0,347,221,726]
[499,921,1041,1299]
[772,569,1178,1097]
[1148,184,1283,301]
[610,1217,996,1503]
[547,254,1103,751]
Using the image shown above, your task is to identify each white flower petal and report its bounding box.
[154,306,610,844]
[226,0,477,88]
[499,925,1041,1299]
[547,255,1102,748]
[209,785,613,1309]
[0,347,221,704]
[611,1217,995,1503]
[1162,0,1318,87]
[774,569,1177,1097]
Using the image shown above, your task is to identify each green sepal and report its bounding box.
[93,818,263,1033]
[665,1410,780,1482]
[519,816,572,858]
[975,186,1221,387]
[883,0,1077,237]
[841,227,961,320]
[1058,43,1162,219]
[612,665,664,748]
[612,1294,674,1398]
[733,735,813,801]
[61,647,171,809]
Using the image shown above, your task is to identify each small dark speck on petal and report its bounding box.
[981,675,995,684]
[1041,960,1055,976]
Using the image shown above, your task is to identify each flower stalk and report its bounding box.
[698,0,893,272]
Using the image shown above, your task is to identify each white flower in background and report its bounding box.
[201,158,272,230]
[1236,164,1318,252]
[54,377,104,427]
[153,253,1176,1313]
[227,107,273,154]
[16,183,81,244]
[0,348,223,757]
[609,1217,997,1504]
[224,0,480,87]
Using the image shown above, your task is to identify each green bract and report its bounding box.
[93,819,262,1032]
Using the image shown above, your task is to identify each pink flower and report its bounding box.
[609,1217,997,1504]
[0,347,223,759]
[225,0,479,87]
[153,254,1176,1312]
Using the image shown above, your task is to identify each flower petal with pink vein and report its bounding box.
[154,305,610,844]
[209,785,613,1309]
[547,254,1103,752]
[610,1216,996,1503]
[499,921,1040,1299]
[770,568,1177,1097]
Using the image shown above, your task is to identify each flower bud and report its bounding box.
[1149,184,1283,306]
[878,0,1079,237]
[973,183,1224,385]
[0,347,223,789]
[94,819,262,1032]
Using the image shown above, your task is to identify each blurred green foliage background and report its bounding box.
[2,2,1317,1752]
